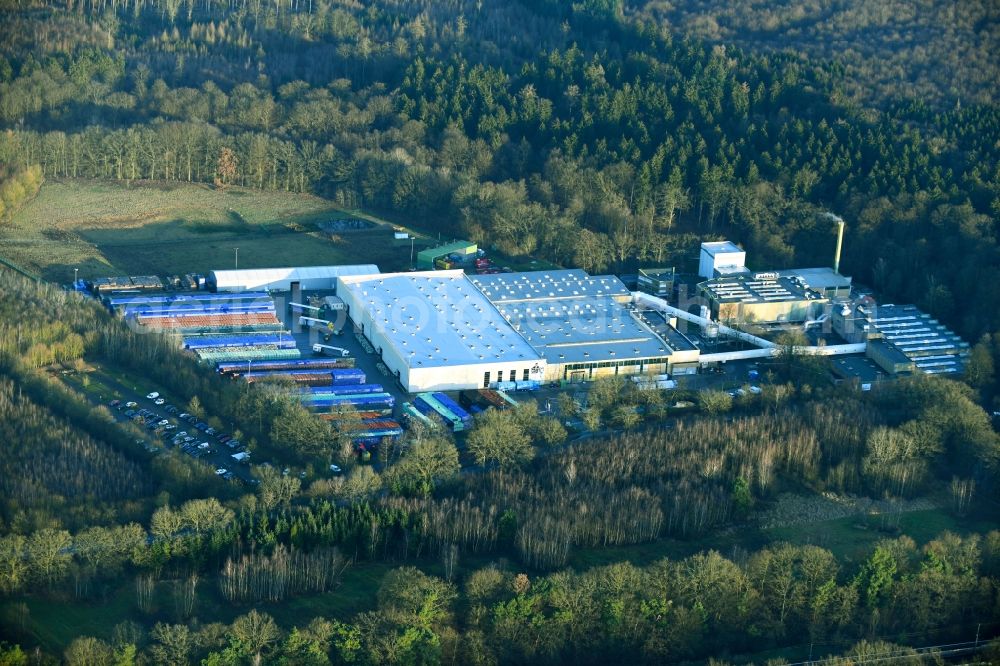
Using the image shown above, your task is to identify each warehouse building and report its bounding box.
[471,270,700,382]
[416,240,477,270]
[208,265,379,292]
[698,272,828,324]
[337,270,545,393]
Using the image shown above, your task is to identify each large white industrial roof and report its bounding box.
[210,265,379,289]
[339,270,542,368]
[471,269,630,303]
[471,271,673,364]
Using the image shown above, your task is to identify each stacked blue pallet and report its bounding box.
[299,384,385,395]
[217,358,355,374]
[244,368,366,384]
[126,303,275,317]
[184,334,296,350]
[108,292,271,307]
[302,393,395,410]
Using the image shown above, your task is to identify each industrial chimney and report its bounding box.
[824,213,846,274]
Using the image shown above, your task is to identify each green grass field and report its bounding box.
[0,180,424,281]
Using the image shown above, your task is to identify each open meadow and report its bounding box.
[0,180,422,281]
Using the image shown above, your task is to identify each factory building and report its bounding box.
[834,303,969,375]
[776,268,853,299]
[698,241,748,279]
[416,240,478,270]
[637,267,676,298]
[471,270,700,382]
[337,268,701,391]
[698,272,828,324]
[208,265,379,292]
[337,270,545,393]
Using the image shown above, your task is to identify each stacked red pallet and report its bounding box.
[318,411,385,421]
[138,312,280,329]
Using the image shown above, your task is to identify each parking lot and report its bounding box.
[102,387,256,484]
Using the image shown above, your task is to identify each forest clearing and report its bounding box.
[0,180,412,280]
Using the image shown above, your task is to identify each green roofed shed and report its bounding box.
[416,241,478,270]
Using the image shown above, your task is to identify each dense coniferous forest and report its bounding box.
[0,0,998,337]
[1,0,1000,662]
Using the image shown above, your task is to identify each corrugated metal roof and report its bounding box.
[338,270,542,368]
[416,241,477,261]
[210,265,379,288]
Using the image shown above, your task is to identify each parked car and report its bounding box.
[165,406,178,414]
[195,422,209,431]
[125,401,138,408]
[218,435,232,443]
[109,399,121,408]
[146,392,159,400]
[215,468,227,476]
[330,464,342,474]
[154,398,165,405]
[205,427,216,436]
[157,419,169,426]
[124,410,136,418]
[178,412,190,419]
